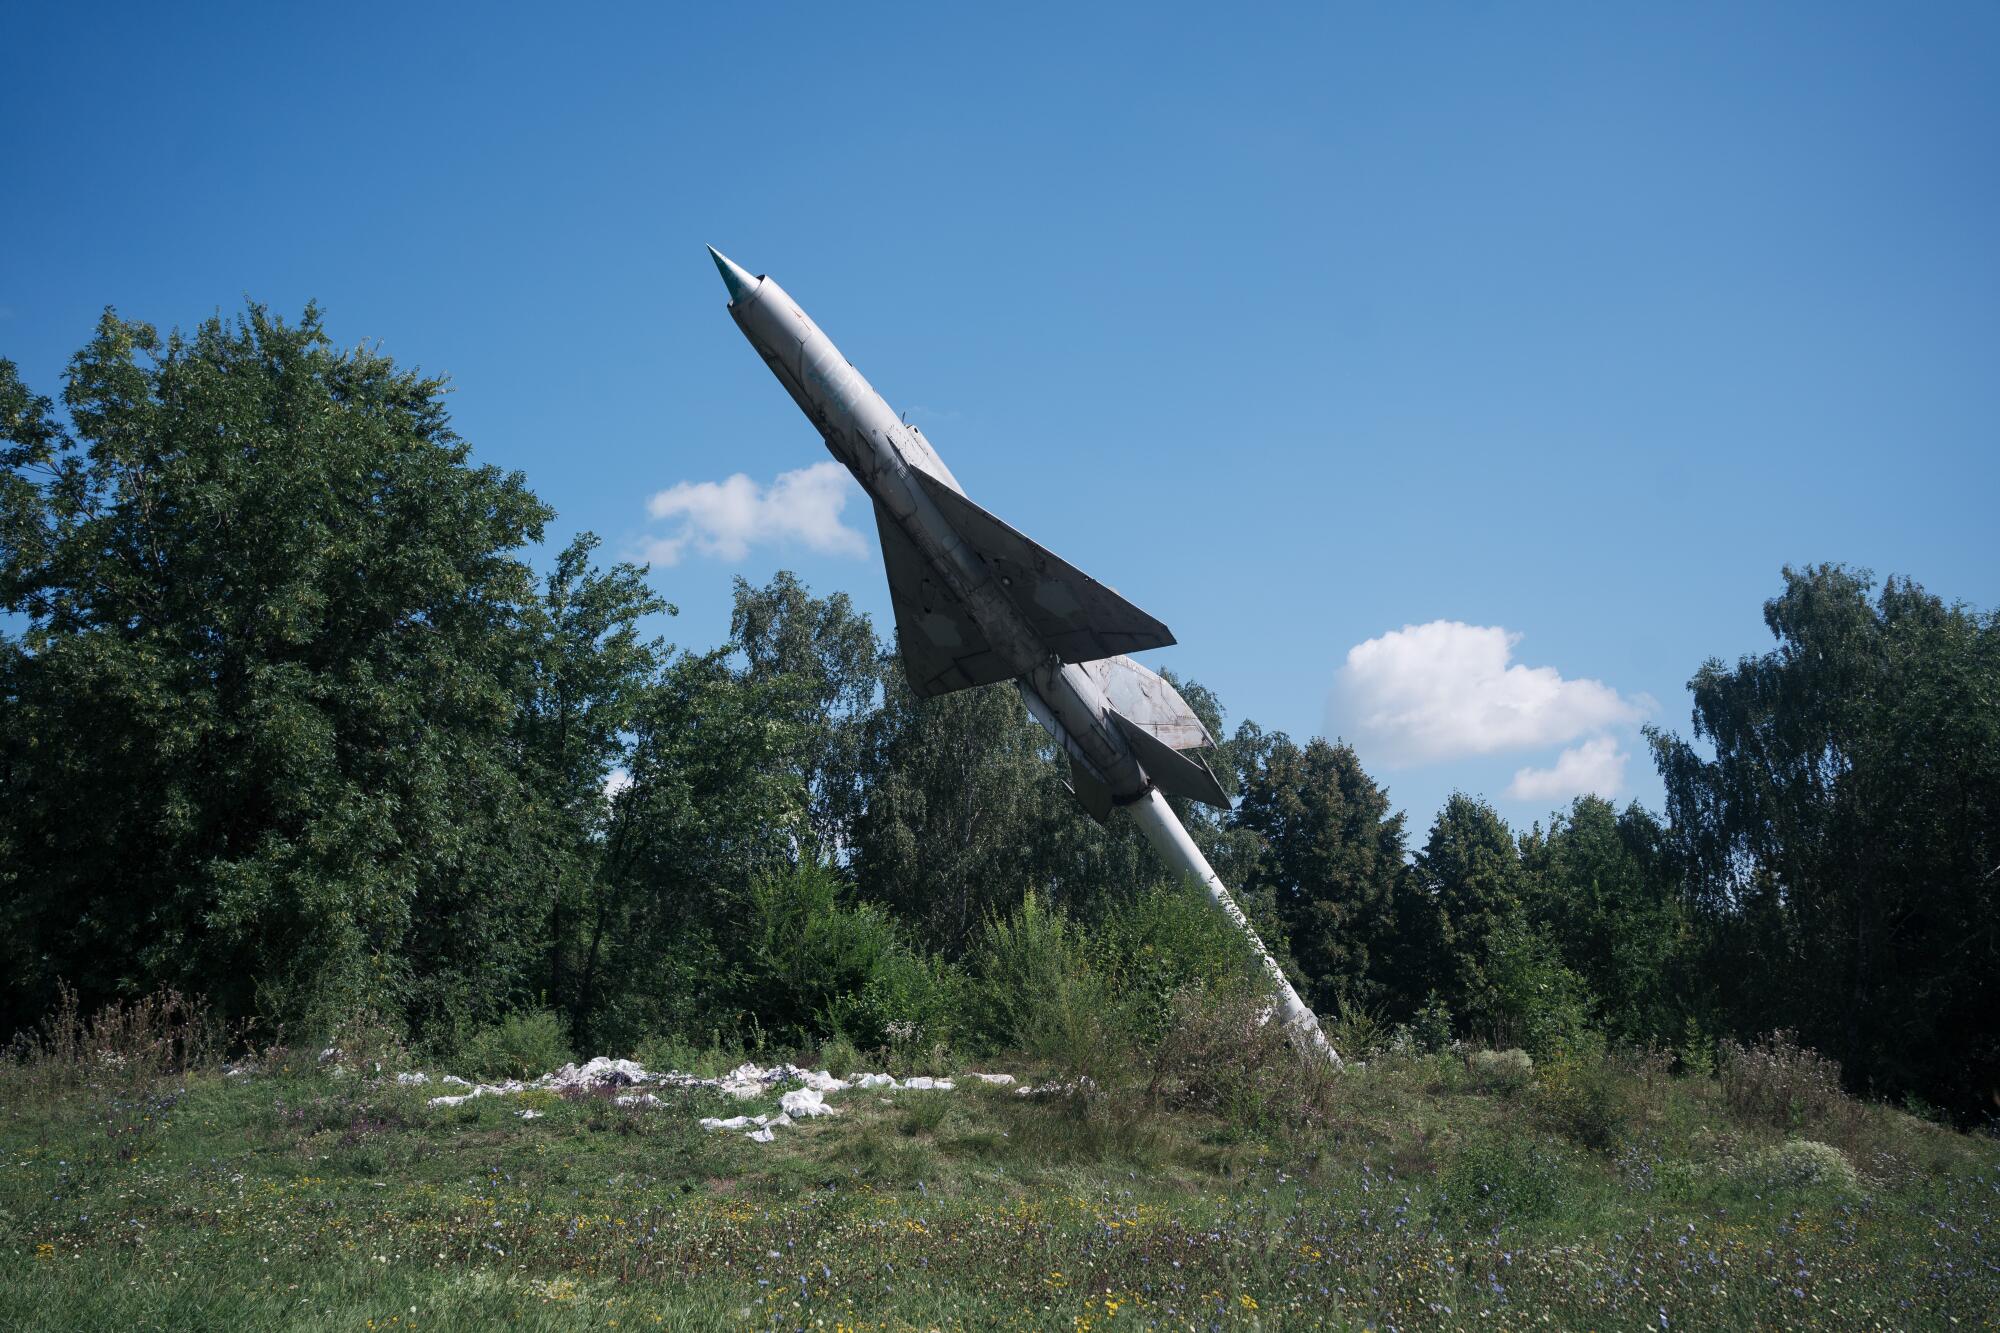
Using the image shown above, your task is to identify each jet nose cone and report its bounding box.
[707,246,760,304]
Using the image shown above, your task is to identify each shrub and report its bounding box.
[817,1034,862,1079]
[896,1091,952,1137]
[579,924,739,1059]
[1470,1047,1535,1094]
[456,1009,573,1081]
[1089,881,1260,1044]
[736,864,903,1044]
[1533,1052,1628,1151]
[1677,1014,1717,1077]
[5,982,220,1095]
[1413,991,1455,1054]
[326,1007,411,1074]
[1719,1030,1854,1136]
[1146,987,1335,1132]
[1327,999,1391,1060]
[994,1080,1161,1167]
[1741,1138,1863,1194]
[825,945,964,1054]
[1439,1137,1572,1227]
[1483,922,1597,1059]
[632,1034,742,1079]
[967,892,1114,1071]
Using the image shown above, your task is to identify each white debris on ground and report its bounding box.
[409,1056,1022,1144]
[1013,1074,1097,1098]
[779,1088,835,1118]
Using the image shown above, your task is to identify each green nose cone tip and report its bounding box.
[707,246,758,304]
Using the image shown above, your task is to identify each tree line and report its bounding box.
[2,305,1994,1118]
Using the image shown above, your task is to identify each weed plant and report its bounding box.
[453,1008,575,1081]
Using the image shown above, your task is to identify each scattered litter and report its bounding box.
[427,1080,527,1108]
[792,1068,849,1094]
[711,1063,836,1099]
[549,1057,648,1089]
[410,1054,1010,1145]
[780,1088,837,1118]
[699,1115,760,1131]
[1016,1075,1098,1097]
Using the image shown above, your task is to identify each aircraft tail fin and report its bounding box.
[1067,755,1115,824]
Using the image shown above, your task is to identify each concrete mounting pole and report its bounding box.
[1127,788,1342,1069]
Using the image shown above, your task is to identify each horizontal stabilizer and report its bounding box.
[911,469,1175,664]
[1083,656,1216,752]
[1112,711,1230,808]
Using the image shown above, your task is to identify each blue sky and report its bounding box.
[4,3,1995,838]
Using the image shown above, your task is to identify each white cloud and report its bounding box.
[1333,620,1643,765]
[1506,736,1628,803]
[642,462,867,566]
[603,767,632,799]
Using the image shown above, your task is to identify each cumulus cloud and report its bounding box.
[643,462,867,566]
[1505,736,1628,803]
[1333,621,1643,765]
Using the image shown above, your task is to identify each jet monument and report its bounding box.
[707,247,1336,1065]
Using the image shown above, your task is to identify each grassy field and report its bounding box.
[2,1035,1995,1331]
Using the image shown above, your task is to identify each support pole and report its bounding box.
[1127,788,1342,1069]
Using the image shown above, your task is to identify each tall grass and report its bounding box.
[4,977,1995,1331]
[3,982,221,1097]
[1719,1030,1852,1128]
[1146,987,1338,1133]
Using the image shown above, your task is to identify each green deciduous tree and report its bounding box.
[0,307,558,1036]
[1648,564,2000,1115]
[730,572,880,861]
[849,656,1249,956]
[1520,796,1684,1044]
[851,671,1071,951]
[515,534,671,1029]
[580,650,808,1047]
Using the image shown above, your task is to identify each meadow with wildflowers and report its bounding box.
[3,1016,1994,1331]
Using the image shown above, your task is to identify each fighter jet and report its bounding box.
[706,248,1338,1061]
[706,246,1227,821]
